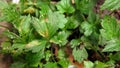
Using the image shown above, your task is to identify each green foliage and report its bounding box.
[73,47,88,63]
[100,16,120,52]
[101,0,120,10]
[84,61,94,68]
[0,0,120,68]
[56,0,75,13]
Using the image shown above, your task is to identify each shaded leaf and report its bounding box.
[10,62,25,68]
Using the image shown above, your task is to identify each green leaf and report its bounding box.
[25,52,43,64]
[50,31,70,46]
[65,16,79,29]
[3,30,18,39]
[32,17,49,38]
[81,21,93,36]
[18,15,31,35]
[10,62,25,68]
[100,16,118,40]
[56,0,75,13]
[110,52,120,61]
[73,47,88,63]
[58,59,69,68]
[95,61,107,68]
[48,11,67,29]
[70,39,81,48]
[101,0,120,11]
[84,61,94,68]
[1,41,11,53]
[102,38,120,52]
[58,49,66,59]
[33,11,64,38]
[44,62,58,68]
[25,40,46,53]
[0,0,8,9]
[75,0,96,14]
[11,43,25,55]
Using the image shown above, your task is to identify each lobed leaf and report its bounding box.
[101,0,120,11]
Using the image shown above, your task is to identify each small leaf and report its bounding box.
[25,52,44,64]
[110,52,120,61]
[50,31,70,46]
[58,59,69,68]
[25,40,46,53]
[10,62,25,68]
[3,30,18,39]
[11,43,25,55]
[70,39,81,48]
[101,0,120,11]
[48,11,67,29]
[81,21,93,36]
[56,0,75,13]
[102,38,120,52]
[44,62,58,68]
[18,15,31,35]
[95,61,107,68]
[75,0,96,14]
[32,17,49,38]
[84,61,94,68]
[73,47,88,63]
[65,16,79,29]
[100,16,118,40]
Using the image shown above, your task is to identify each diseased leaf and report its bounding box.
[56,0,75,13]
[101,0,120,10]
[18,15,31,35]
[32,17,49,38]
[25,40,46,53]
[11,43,25,55]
